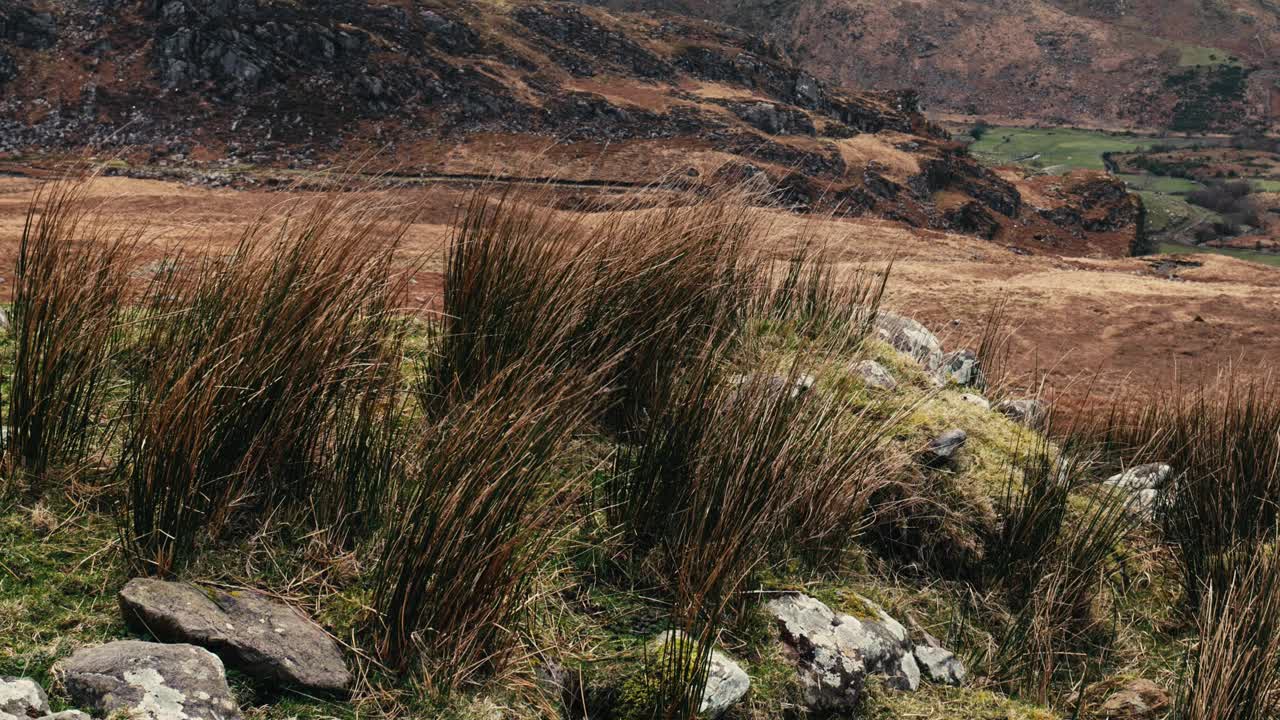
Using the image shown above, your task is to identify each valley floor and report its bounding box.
[2,174,1275,407]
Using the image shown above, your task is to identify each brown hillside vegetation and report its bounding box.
[0,0,1143,253]
[581,0,1280,132]
[0,174,1273,406]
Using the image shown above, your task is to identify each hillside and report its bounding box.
[0,0,1143,255]
[578,0,1280,132]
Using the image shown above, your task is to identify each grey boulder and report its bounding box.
[853,360,897,391]
[913,635,966,686]
[1105,463,1171,492]
[55,640,240,720]
[651,632,749,718]
[938,350,982,387]
[1104,464,1171,519]
[925,429,967,463]
[876,312,943,371]
[765,593,919,712]
[119,578,350,693]
[0,676,50,720]
[996,398,1047,428]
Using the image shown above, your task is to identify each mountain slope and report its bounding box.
[580,0,1280,132]
[0,0,1141,255]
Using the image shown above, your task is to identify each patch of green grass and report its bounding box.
[1158,243,1280,267]
[0,504,128,689]
[1116,173,1203,195]
[1252,179,1280,192]
[1137,190,1221,233]
[969,128,1196,173]
[860,678,1060,720]
[1175,44,1240,68]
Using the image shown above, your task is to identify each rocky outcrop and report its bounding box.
[0,676,50,720]
[876,312,944,370]
[765,593,920,711]
[0,0,1142,252]
[55,641,240,720]
[853,359,897,391]
[651,632,749,718]
[119,578,351,693]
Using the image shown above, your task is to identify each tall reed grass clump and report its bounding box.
[5,178,135,490]
[374,359,607,688]
[982,437,1134,700]
[1089,374,1280,607]
[1175,549,1280,720]
[418,186,767,426]
[119,194,410,575]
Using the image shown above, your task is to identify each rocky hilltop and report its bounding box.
[0,0,1142,255]
[580,0,1280,133]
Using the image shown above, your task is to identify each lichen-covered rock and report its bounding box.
[1102,464,1171,519]
[765,593,919,712]
[925,429,967,463]
[55,640,240,720]
[42,712,92,720]
[1104,463,1171,492]
[853,360,897,391]
[650,632,750,718]
[938,350,982,387]
[875,312,943,371]
[959,393,991,410]
[0,676,50,720]
[119,578,350,693]
[913,637,966,686]
[996,398,1047,428]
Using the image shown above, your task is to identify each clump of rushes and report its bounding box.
[416,189,592,414]
[757,241,889,351]
[1175,547,1280,720]
[419,185,766,425]
[1091,374,1280,608]
[982,437,1135,700]
[373,358,608,689]
[119,193,410,575]
[5,177,136,491]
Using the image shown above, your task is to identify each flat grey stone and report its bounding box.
[766,593,920,712]
[853,360,897,391]
[0,676,49,720]
[120,578,350,693]
[926,429,967,462]
[652,632,749,718]
[55,640,240,720]
[913,642,966,686]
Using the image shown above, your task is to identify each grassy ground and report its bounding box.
[968,128,1195,173]
[1158,242,1280,267]
[1136,190,1221,233]
[1174,44,1240,68]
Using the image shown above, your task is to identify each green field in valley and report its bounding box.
[968,127,1216,234]
[1159,242,1280,267]
[968,127,1198,172]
